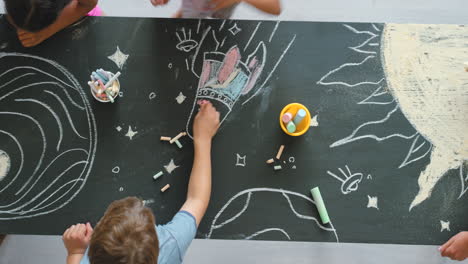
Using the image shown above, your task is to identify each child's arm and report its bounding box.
[17,0,97,47]
[62,222,93,264]
[440,231,468,261]
[209,0,281,15]
[180,101,220,226]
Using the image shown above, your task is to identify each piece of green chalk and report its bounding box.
[310,187,330,224]
[175,139,183,149]
[153,171,163,180]
[286,121,296,133]
[274,165,282,170]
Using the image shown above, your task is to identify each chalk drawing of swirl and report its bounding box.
[0,52,97,220]
[317,23,468,210]
[207,188,339,242]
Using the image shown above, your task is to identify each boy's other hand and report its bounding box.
[62,222,93,255]
[193,100,220,143]
[440,231,468,261]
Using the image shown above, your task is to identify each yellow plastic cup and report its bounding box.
[279,103,311,136]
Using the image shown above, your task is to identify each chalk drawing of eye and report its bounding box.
[175,28,198,53]
[317,23,468,210]
[0,53,97,220]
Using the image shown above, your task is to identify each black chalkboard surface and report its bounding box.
[0,16,466,245]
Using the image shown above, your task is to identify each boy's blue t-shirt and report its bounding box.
[80,211,197,264]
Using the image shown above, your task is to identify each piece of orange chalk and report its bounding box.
[160,136,171,141]
[170,132,187,144]
[161,184,170,192]
[276,145,285,160]
[266,159,274,164]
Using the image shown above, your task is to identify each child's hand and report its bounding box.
[150,0,169,6]
[193,100,220,143]
[17,29,52,47]
[440,231,468,261]
[208,0,240,11]
[62,222,93,256]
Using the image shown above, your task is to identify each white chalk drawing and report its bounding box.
[269,21,280,42]
[176,28,198,52]
[116,126,122,132]
[383,24,468,209]
[458,164,468,199]
[185,59,190,71]
[220,37,226,48]
[168,63,173,69]
[219,20,226,31]
[149,92,156,100]
[246,228,291,240]
[440,220,451,232]
[125,126,138,140]
[112,166,120,174]
[119,91,123,97]
[0,52,97,220]
[358,86,394,105]
[212,31,220,51]
[107,46,129,69]
[119,187,124,192]
[143,199,155,206]
[235,154,246,167]
[207,188,339,242]
[292,165,296,169]
[367,195,379,210]
[175,92,187,104]
[367,174,372,180]
[244,22,261,51]
[0,43,8,50]
[288,157,295,163]
[164,159,179,174]
[228,23,241,35]
[399,134,432,169]
[310,115,319,127]
[327,166,363,195]
[197,19,201,34]
[0,150,11,182]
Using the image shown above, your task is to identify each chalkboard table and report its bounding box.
[0,16,467,246]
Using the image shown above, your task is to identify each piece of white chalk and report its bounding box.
[153,171,163,180]
[160,136,171,141]
[274,165,282,170]
[88,81,99,94]
[161,184,170,192]
[104,71,121,89]
[105,89,114,103]
[266,158,274,164]
[276,145,285,160]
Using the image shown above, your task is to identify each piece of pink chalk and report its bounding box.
[282,113,293,123]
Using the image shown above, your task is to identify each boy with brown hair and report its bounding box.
[62,100,220,264]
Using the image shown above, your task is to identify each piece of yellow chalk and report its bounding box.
[276,145,285,160]
[161,184,170,192]
[266,158,274,164]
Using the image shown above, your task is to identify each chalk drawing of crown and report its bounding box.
[186,42,266,138]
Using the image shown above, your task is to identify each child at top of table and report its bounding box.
[150,0,281,19]
[3,0,102,47]
[61,100,220,264]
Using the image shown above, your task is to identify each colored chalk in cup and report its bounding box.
[282,112,293,123]
[286,121,296,133]
[293,109,307,126]
[310,187,330,224]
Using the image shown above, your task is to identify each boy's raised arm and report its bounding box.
[180,101,220,227]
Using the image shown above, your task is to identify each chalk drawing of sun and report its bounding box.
[317,23,468,210]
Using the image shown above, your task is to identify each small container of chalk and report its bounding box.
[89,70,121,103]
[279,103,311,136]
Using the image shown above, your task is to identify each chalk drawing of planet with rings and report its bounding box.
[0,52,97,220]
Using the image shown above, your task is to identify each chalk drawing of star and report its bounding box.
[175,92,186,104]
[164,159,179,174]
[108,46,129,69]
[228,23,241,35]
[440,220,451,232]
[235,154,246,167]
[125,126,138,140]
[367,195,379,210]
